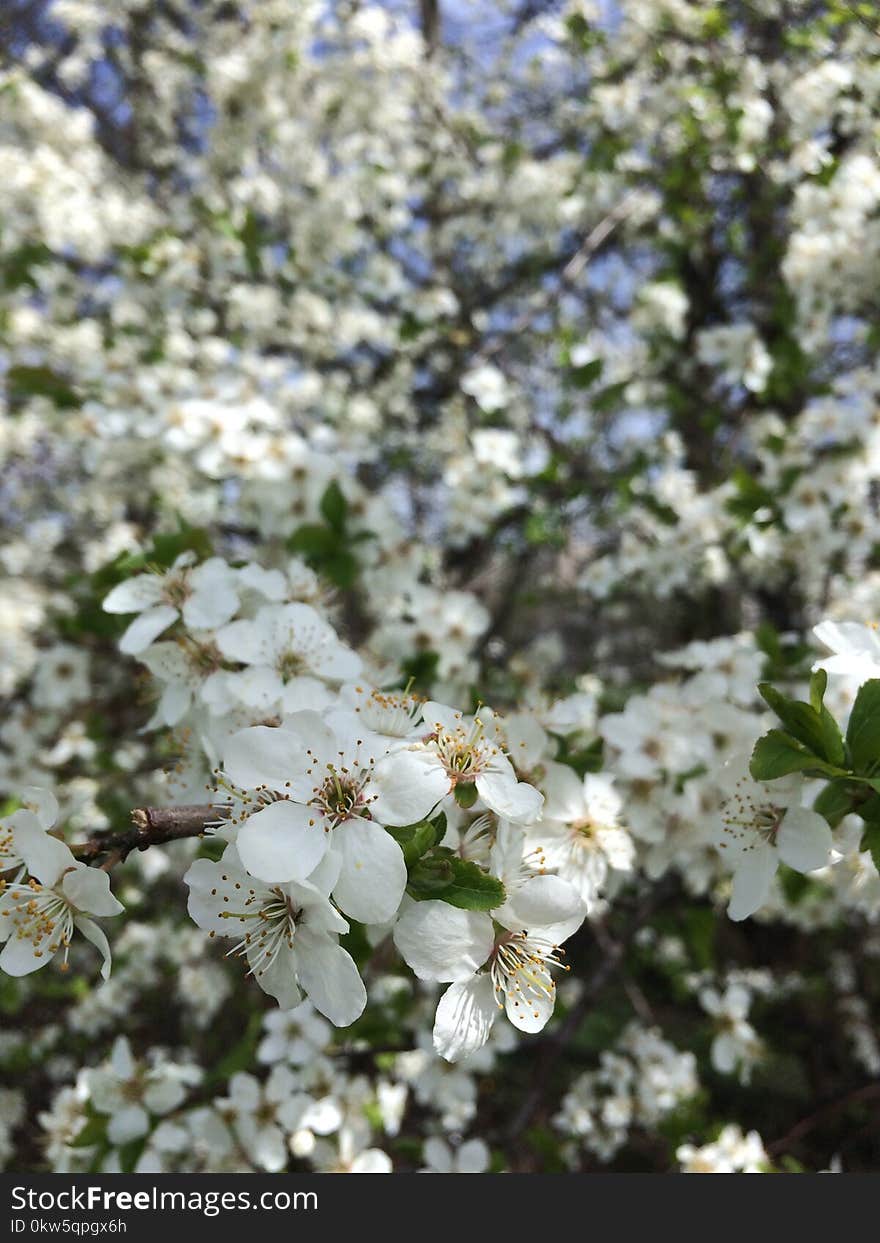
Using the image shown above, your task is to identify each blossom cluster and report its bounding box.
[2,0,879,1176]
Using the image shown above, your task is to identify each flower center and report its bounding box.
[571,817,599,842]
[721,781,784,847]
[0,879,75,968]
[432,716,495,786]
[219,883,299,981]
[276,650,305,682]
[162,571,191,608]
[314,769,369,827]
[356,689,424,737]
[489,931,568,1021]
[186,637,223,674]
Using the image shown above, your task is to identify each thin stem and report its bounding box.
[72,804,231,865]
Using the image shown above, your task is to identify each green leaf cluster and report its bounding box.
[388,811,505,911]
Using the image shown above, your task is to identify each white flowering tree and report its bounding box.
[2,0,880,1175]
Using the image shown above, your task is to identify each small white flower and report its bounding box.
[419,702,544,825]
[184,849,366,1024]
[30,645,90,711]
[461,363,509,412]
[0,806,123,978]
[257,1002,332,1066]
[528,766,634,908]
[103,553,240,654]
[421,1136,490,1173]
[813,620,880,683]
[717,762,832,921]
[139,638,234,727]
[700,983,762,1080]
[215,1067,312,1172]
[0,792,53,876]
[86,1038,200,1145]
[216,602,362,714]
[337,684,427,743]
[677,1124,769,1173]
[311,1122,392,1173]
[221,710,447,924]
[394,865,585,1061]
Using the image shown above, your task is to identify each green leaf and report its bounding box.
[70,1116,107,1149]
[287,523,338,559]
[813,779,855,827]
[817,703,846,766]
[148,525,213,569]
[319,480,348,533]
[860,823,880,874]
[524,509,565,547]
[286,521,359,590]
[778,864,823,906]
[399,650,439,693]
[385,819,438,867]
[453,782,480,809]
[749,730,843,781]
[407,854,455,897]
[239,208,263,277]
[2,242,51,290]
[809,668,828,714]
[552,734,604,777]
[398,312,425,342]
[321,551,359,590]
[7,364,78,408]
[441,857,506,911]
[407,849,505,911]
[757,683,844,766]
[590,379,629,412]
[568,358,603,388]
[210,1009,264,1084]
[681,907,716,970]
[117,1137,147,1175]
[846,680,880,774]
[849,775,880,795]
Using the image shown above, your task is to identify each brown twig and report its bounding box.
[72,804,231,864]
[768,1083,880,1156]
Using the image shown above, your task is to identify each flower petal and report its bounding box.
[366,751,450,827]
[247,944,302,1011]
[222,725,299,794]
[20,787,59,831]
[433,975,497,1062]
[332,820,407,925]
[776,808,832,874]
[75,917,113,980]
[540,763,586,821]
[394,900,494,982]
[12,813,74,887]
[294,928,367,1027]
[103,575,164,614]
[309,642,362,682]
[119,604,179,655]
[728,842,777,922]
[476,768,544,825]
[62,866,124,917]
[498,873,586,943]
[236,800,329,884]
[108,1105,150,1146]
[0,932,49,976]
[504,961,556,1033]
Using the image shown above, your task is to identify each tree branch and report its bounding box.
[73,804,230,864]
[419,0,441,57]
